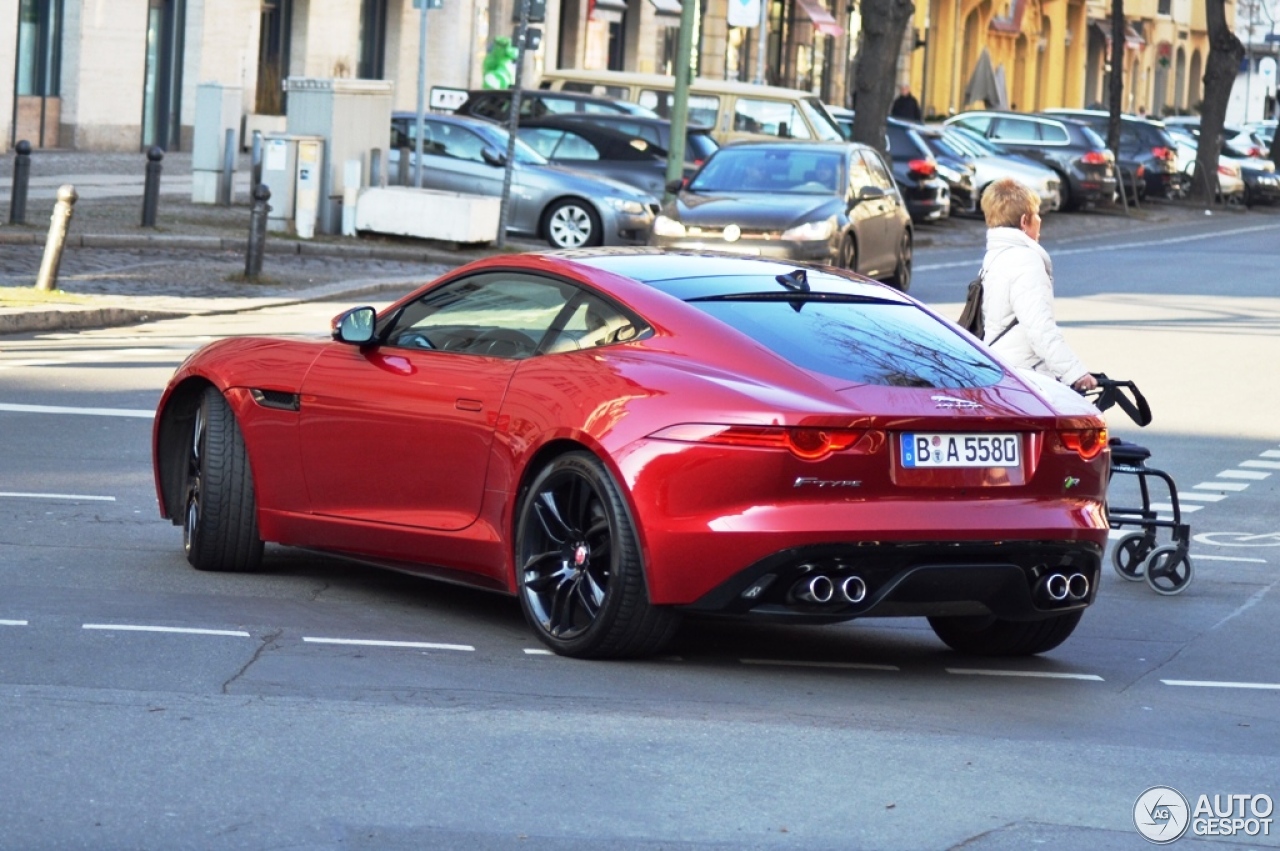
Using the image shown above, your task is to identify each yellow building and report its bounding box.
[908,0,1226,119]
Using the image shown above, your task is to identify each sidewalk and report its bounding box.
[0,150,1258,335]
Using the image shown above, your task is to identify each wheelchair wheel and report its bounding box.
[1143,545,1194,596]
[1111,533,1152,581]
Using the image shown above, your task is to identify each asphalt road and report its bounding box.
[1,218,1279,849]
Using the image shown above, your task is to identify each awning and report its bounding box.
[648,0,682,16]
[795,0,843,37]
[1091,19,1145,51]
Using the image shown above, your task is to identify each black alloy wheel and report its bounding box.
[184,387,264,572]
[515,451,679,658]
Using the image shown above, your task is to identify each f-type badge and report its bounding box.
[931,394,982,409]
[794,477,862,488]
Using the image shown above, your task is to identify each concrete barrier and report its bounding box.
[355,186,499,245]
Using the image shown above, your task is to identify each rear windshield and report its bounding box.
[686,297,1004,388]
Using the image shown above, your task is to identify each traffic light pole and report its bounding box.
[663,0,699,200]
[496,0,533,250]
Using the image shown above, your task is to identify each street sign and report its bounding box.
[1264,33,1280,43]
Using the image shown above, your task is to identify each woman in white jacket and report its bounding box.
[980,179,1097,392]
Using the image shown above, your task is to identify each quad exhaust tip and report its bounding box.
[1037,571,1090,605]
[793,573,867,605]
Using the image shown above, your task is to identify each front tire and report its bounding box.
[543,199,602,249]
[888,231,912,291]
[928,610,1083,656]
[836,234,858,272]
[515,451,679,658]
[184,387,263,572]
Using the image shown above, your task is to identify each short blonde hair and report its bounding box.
[982,178,1039,229]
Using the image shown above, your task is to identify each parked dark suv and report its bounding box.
[882,118,955,223]
[1043,109,1184,200]
[943,111,1117,210]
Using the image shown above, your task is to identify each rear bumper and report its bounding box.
[682,540,1103,623]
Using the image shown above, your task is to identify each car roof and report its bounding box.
[539,112,714,132]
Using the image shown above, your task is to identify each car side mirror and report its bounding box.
[481,147,507,167]
[856,185,886,201]
[332,306,378,345]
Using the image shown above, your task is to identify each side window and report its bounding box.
[468,95,506,120]
[848,153,873,193]
[539,96,579,115]
[518,127,566,158]
[544,293,645,353]
[390,120,411,149]
[428,121,486,162]
[991,118,1039,142]
[549,130,601,160]
[952,115,992,134]
[385,274,577,359]
[734,98,812,139]
[861,150,895,191]
[1039,122,1069,144]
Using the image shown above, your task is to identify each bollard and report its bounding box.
[9,140,32,225]
[244,183,272,280]
[398,147,411,187]
[219,127,237,206]
[370,148,384,188]
[35,184,78,292]
[141,146,164,227]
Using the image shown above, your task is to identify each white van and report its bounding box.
[537,69,844,145]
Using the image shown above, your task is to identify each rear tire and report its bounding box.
[928,610,1083,656]
[184,387,264,572]
[515,451,680,658]
[888,231,912,291]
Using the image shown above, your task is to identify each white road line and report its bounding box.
[1162,679,1280,690]
[82,624,250,637]
[0,491,116,502]
[1218,470,1271,480]
[1194,481,1251,492]
[302,637,474,651]
[1262,450,1280,459]
[1150,503,1202,513]
[523,648,554,655]
[1196,555,1268,563]
[1177,491,1226,502]
[1,619,29,626]
[741,658,900,672]
[0,402,153,419]
[1240,460,1280,470]
[946,668,1104,681]
[914,221,1280,272]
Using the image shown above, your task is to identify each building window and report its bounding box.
[15,0,63,97]
[1157,0,1170,13]
[257,0,292,114]
[358,0,388,79]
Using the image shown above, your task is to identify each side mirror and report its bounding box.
[332,306,378,345]
[481,147,506,167]
[856,185,887,202]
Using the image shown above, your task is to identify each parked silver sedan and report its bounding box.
[939,126,1062,212]
[389,112,659,248]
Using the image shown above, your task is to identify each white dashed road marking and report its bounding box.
[1195,555,1268,563]
[302,637,474,651]
[1240,460,1280,470]
[1217,470,1270,480]
[523,648,554,655]
[1161,680,1280,691]
[1,620,29,626]
[740,659,900,672]
[0,402,153,418]
[0,491,116,502]
[82,624,251,637]
[1193,481,1250,492]
[946,668,1104,681]
[1177,492,1226,502]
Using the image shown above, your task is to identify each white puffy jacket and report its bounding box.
[980,226,1088,386]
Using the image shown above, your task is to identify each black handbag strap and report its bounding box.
[988,317,1019,346]
[1088,373,1153,427]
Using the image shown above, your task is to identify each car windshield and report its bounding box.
[684,294,1003,388]
[688,148,844,193]
[802,99,846,141]
[947,127,1001,157]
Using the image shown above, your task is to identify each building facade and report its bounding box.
[2,0,1240,155]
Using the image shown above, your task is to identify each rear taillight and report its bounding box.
[1081,150,1109,165]
[1218,163,1239,177]
[1247,147,1262,158]
[1058,428,1108,460]
[650,424,876,461]
[907,159,936,178]
[1152,146,1173,162]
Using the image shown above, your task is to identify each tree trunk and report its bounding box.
[849,0,915,158]
[1106,0,1124,152]
[1191,0,1245,203]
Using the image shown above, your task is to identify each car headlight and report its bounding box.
[605,197,647,215]
[652,214,687,237]
[936,163,961,183]
[781,217,835,242]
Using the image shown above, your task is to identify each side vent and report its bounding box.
[250,389,301,412]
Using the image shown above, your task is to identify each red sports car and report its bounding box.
[152,250,1109,659]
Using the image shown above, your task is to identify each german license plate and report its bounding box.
[900,433,1020,468]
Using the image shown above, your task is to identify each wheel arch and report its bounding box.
[154,376,218,522]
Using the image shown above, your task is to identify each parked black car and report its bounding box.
[1042,109,1185,200]
[455,89,657,122]
[515,115,708,196]
[890,120,978,216]
[944,111,1117,210]
[523,112,720,169]
[883,118,954,223]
